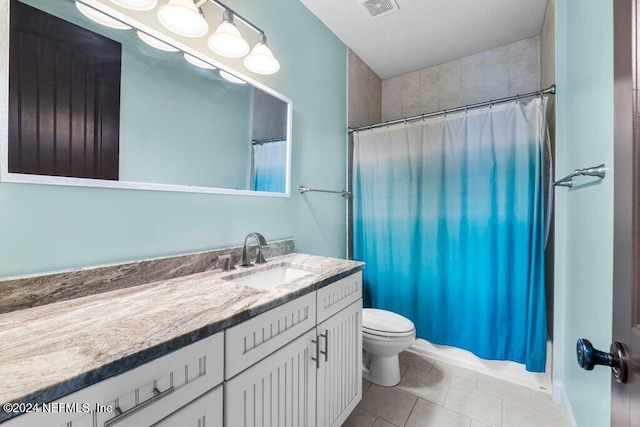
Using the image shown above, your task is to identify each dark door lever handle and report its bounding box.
[576,338,629,383]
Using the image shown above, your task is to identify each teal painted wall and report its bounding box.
[0,0,348,278]
[118,49,253,189]
[555,0,614,424]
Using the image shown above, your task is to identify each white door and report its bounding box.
[225,329,318,427]
[316,299,362,427]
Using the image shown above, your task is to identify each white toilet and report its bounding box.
[362,308,416,387]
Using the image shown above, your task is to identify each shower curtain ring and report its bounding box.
[386,121,389,128]
[421,114,425,121]
[444,109,447,117]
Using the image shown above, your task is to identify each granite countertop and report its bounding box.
[0,253,364,418]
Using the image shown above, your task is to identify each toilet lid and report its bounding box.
[363,308,415,337]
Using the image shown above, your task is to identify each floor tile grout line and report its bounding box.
[475,386,534,408]
[530,399,569,418]
[402,397,420,427]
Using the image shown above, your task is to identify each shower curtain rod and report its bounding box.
[347,85,556,134]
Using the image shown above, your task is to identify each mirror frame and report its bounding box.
[0,0,292,197]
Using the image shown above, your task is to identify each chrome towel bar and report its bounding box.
[298,186,351,197]
[553,164,606,188]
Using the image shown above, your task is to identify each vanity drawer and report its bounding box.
[96,332,223,427]
[3,332,223,427]
[225,292,316,379]
[316,271,362,323]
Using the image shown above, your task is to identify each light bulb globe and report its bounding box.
[207,21,250,58]
[157,0,209,38]
[137,31,179,52]
[219,70,246,85]
[184,53,217,69]
[243,42,280,75]
[76,2,131,30]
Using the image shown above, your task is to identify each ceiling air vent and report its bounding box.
[359,0,399,19]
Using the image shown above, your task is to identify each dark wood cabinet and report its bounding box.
[9,0,121,180]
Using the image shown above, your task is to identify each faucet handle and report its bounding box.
[217,254,235,271]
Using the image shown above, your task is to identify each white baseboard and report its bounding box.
[553,380,577,427]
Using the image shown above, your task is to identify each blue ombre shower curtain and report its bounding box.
[353,98,547,372]
[252,140,286,192]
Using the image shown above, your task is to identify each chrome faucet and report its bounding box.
[240,233,269,267]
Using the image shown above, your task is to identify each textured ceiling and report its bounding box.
[299,0,548,79]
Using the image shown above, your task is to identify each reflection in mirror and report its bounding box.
[3,0,291,195]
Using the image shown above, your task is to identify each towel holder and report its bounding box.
[299,186,351,197]
[553,164,606,188]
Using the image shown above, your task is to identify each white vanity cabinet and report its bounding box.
[3,333,224,427]
[224,271,363,427]
[3,271,363,427]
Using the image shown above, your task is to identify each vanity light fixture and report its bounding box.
[207,9,250,58]
[157,0,209,38]
[137,31,179,51]
[219,70,246,85]
[76,2,132,29]
[206,0,281,75]
[110,0,157,11]
[243,33,280,75]
[80,0,281,75]
[184,53,217,69]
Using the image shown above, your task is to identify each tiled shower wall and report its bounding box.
[347,50,382,258]
[381,36,541,121]
[348,50,382,129]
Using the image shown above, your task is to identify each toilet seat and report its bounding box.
[363,308,415,338]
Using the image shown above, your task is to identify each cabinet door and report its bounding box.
[153,385,222,427]
[225,329,317,427]
[317,299,362,427]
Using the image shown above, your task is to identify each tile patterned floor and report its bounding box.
[343,351,571,427]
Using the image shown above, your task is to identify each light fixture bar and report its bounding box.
[208,0,264,36]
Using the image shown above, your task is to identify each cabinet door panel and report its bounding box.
[317,299,362,427]
[225,329,317,427]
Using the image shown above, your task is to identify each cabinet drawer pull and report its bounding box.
[104,386,175,427]
[320,330,329,362]
[311,336,320,369]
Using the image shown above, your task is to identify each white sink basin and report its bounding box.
[228,266,314,289]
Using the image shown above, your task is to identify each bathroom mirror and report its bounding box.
[0,0,292,196]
